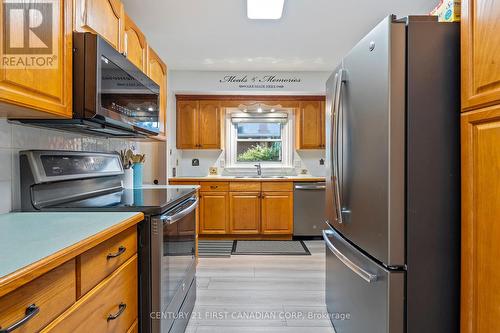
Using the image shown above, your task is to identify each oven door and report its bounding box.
[323,227,404,333]
[151,196,197,333]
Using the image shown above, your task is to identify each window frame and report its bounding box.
[225,108,294,169]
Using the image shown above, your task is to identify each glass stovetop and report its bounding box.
[43,187,196,215]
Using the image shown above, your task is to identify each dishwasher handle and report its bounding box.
[294,183,326,190]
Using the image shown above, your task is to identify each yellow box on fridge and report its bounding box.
[430,0,461,22]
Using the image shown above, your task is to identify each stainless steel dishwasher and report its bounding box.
[293,182,326,236]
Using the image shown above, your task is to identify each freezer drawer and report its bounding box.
[324,227,404,333]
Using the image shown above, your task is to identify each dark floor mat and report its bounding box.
[198,240,234,257]
[232,240,311,255]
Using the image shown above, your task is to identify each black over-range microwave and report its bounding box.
[16,32,160,137]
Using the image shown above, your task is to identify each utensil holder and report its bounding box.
[132,163,143,188]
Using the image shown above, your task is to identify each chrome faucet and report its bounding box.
[254,163,262,176]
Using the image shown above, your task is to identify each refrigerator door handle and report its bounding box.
[332,69,345,223]
[322,229,378,283]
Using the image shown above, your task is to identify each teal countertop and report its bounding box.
[0,212,142,279]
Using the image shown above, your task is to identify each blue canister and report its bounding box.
[132,163,143,188]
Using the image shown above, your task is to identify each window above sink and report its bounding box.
[225,106,293,170]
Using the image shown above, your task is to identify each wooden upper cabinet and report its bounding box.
[123,14,147,72]
[199,192,228,234]
[229,192,261,234]
[74,0,124,51]
[295,101,325,149]
[176,98,222,149]
[261,192,294,235]
[147,47,167,137]
[462,0,500,111]
[0,0,72,118]
[461,105,500,333]
[320,101,326,147]
[177,100,199,149]
[198,101,221,149]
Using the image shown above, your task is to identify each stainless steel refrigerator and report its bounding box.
[324,15,460,333]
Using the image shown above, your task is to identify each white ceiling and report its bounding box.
[122,0,438,71]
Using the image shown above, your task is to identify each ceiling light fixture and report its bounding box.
[247,0,285,20]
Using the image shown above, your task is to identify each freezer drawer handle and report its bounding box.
[322,229,378,283]
[161,198,199,225]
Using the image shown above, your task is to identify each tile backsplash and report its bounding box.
[175,149,326,177]
[0,119,135,213]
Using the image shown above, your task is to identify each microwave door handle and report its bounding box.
[332,70,344,223]
[322,230,377,283]
[161,198,199,224]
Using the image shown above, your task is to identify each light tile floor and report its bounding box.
[185,240,336,333]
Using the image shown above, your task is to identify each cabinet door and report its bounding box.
[296,101,324,149]
[198,101,221,149]
[461,105,500,333]
[321,100,326,147]
[200,192,228,234]
[462,0,500,111]
[0,0,72,118]
[176,100,199,149]
[261,192,293,234]
[148,48,167,137]
[229,192,261,234]
[74,0,124,51]
[123,14,146,72]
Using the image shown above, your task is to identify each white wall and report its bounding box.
[167,70,331,177]
[0,119,163,213]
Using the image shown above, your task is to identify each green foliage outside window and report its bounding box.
[237,143,281,162]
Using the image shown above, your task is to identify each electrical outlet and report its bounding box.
[319,158,325,165]
[294,160,301,168]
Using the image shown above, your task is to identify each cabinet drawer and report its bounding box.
[43,256,138,333]
[261,182,293,192]
[229,182,261,192]
[0,260,76,333]
[169,181,200,186]
[78,227,137,296]
[200,182,229,192]
[126,319,138,333]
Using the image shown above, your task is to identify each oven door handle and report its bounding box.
[161,198,199,224]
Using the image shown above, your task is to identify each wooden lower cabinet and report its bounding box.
[78,227,137,296]
[461,105,500,333]
[127,319,139,333]
[200,192,229,234]
[0,260,76,333]
[43,255,137,333]
[229,192,261,234]
[261,192,294,234]
[0,226,140,333]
